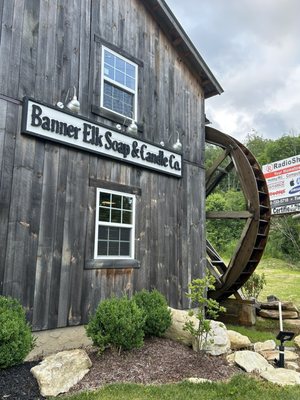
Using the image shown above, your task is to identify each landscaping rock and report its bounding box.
[285,361,300,372]
[226,353,235,366]
[260,301,299,312]
[192,320,230,356]
[294,335,300,349]
[254,340,276,353]
[260,349,299,362]
[186,377,213,384]
[258,309,299,319]
[164,308,198,346]
[227,330,251,350]
[284,319,300,328]
[260,368,300,386]
[30,349,92,397]
[234,350,271,373]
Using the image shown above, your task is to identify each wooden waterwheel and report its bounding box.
[205,127,271,301]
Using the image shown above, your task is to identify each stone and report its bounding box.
[192,320,231,356]
[30,349,92,397]
[164,308,198,346]
[226,353,235,366]
[258,309,299,319]
[260,350,299,362]
[260,368,300,386]
[219,298,256,326]
[285,361,300,372]
[186,377,212,384]
[254,340,276,353]
[260,301,299,312]
[234,350,271,373]
[227,330,251,350]
[294,335,300,349]
[284,319,300,329]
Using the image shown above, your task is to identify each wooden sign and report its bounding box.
[21,97,182,177]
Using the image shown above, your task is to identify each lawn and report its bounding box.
[60,375,300,400]
[256,258,300,309]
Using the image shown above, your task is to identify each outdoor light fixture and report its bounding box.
[56,86,80,113]
[172,138,182,152]
[115,116,138,135]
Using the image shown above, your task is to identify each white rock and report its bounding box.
[164,308,198,346]
[186,377,212,384]
[227,330,251,350]
[260,350,299,362]
[285,361,300,372]
[226,353,235,366]
[254,340,276,353]
[294,335,300,349]
[234,350,271,373]
[192,321,230,356]
[31,349,92,397]
[260,368,300,386]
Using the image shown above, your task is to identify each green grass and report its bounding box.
[256,258,300,309]
[59,375,300,400]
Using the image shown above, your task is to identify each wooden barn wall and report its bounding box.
[0,0,206,330]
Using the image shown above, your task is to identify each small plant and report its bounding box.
[0,296,35,369]
[133,289,172,337]
[86,295,145,354]
[183,273,225,351]
[241,272,267,300]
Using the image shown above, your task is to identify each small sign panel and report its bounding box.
[262,155,300,215]
[21,98,182,177]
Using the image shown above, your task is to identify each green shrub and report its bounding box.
[0,296,35,369]
[241,272,267,300]
[133,289,172,337]
[86,296,145,353]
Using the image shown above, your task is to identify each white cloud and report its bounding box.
[166,0,300,141]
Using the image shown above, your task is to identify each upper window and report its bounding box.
[101,46,138,120]
[94,188,136,259]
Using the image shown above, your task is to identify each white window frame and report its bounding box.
[94,188,136,260]
[101,46,138,122]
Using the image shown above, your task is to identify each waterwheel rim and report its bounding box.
[205,126,271,301]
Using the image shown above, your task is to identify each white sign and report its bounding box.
[21,98,182,177]
[262,155,300,215]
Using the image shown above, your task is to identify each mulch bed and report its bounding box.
[0,337,241,399]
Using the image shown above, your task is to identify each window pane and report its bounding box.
[109,227,120,240]
[100,192,111,206]
[111,209,121,223]
[104,50,114,66]
[99,207,110,222]
[104,82,113,96]
[112,194,122,209]
[122,211,132,224]
[126,63,135,78]
[120,228,130,241]
[115,70,125,85]
[120,242,130,256]
[125,76,135,90]
[108,241,119,256]
[116,57,125,72]
[123,197,133,210]
[98,226,108,240]
[98,240,108,256]
[104,64,114,79]
[103,95,113,110]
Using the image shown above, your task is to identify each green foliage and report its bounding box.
[183,274,225,351]
[132,289,172,337]
[86,296,145,354]
[206,190,246,256]
[0,296,34,369]
[241,272,267,300]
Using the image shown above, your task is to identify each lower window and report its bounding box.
[94,188,136,259]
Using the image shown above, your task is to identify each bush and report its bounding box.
[0,296,35,369]
[133,289,172,337]
[86,296,145,353]
[241,272,266,300]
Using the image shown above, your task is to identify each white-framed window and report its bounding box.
[101,46,138,121]
[94,188,136,259]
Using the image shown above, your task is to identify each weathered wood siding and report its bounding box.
[0,0,206,330]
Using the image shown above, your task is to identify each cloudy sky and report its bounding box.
[166,0,300,143]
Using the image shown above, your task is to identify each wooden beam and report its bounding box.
[206,211,253,219]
